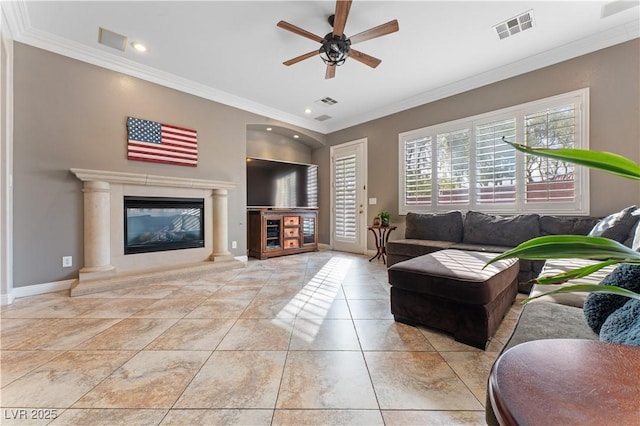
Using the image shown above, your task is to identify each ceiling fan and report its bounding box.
[277,0,399,79]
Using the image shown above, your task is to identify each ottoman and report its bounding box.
[388,249,519,349]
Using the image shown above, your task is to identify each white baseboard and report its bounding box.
[318,243,331,250]
[12,279,76,299]
[1,293,15,305]
[235,255,248,263]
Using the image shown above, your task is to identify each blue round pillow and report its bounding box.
[599,299,640,346]
[583,264,640,333]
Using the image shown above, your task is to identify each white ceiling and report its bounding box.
[4,1,639,134]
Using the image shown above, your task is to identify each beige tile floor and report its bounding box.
[0,250,524,425]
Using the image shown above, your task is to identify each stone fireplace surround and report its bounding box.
[70,168,243,296]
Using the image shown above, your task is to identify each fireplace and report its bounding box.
[124,196,205,255]
[70,168,240,296]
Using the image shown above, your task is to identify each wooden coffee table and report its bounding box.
[488,339,640,425]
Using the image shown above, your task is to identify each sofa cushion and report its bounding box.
[462,211,540,247]
[504,302,597,352]
[386,239,456,258]
[583,264,640,333]
[529,258,616,308]
[599,299,640,346]
[404,211,463,242]
[450,242,512,253]
[588,205,639,243]
[539,215,600,236]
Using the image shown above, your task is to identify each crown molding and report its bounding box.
[324,19,640,133]
[1,0,29,38]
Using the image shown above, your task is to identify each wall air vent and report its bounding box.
[315,97,339,107]
[315,114,332,122]
[494,10,534,40]
[98,27,127,51]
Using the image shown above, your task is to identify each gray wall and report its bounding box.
[12,43,321,288]
[314,39,640,247]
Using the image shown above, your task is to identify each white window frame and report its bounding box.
[399,88,590,216]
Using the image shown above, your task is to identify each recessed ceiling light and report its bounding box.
[293,135,299,139]
[131,41,147,52]
[304,108,312,114]
[266,127,272,131]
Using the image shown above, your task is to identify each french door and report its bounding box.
[331,138,367,254]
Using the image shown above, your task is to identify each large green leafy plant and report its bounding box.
[487,138,640,303]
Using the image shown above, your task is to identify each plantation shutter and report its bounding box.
[524,104,576,203]
[334,154,357,240]
[475,118,517,204]
[437,129,470,204]
[404,136,433,206]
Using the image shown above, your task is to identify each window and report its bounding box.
[399,88,589,215]
[334,154,357,240]
[404,136,432,206]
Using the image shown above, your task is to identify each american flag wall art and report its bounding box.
[127,117,198,167]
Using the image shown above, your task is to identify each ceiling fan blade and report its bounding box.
[349,19,399,45]
[284,50,320,66]
[277,21,323,43]
[349,49,382,68]
[332,0,352,37]
[325,64,336,79]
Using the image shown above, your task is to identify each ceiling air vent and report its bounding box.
[495,10,534,40]
[315,97,339,107]
[98,27,127,51]
[601,1,639,19]
[315,114,332,122]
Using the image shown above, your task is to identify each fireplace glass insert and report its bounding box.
[124,196,205,255]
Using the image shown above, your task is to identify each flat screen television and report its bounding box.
[246,157,318,209]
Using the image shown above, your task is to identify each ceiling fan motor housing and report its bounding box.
[320,33,351,66]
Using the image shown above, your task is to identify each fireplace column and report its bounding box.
[80,181,115,276]
[210,188,232,261]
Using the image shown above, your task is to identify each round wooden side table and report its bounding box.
[488,339,640,425]
[368,225,397,264]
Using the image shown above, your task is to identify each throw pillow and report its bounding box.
[404,211,463,242]
[462,211,540,247]
[583,264,640,333]
[599,299,640,347]
[632,220,640,251]
[587,205,640,243]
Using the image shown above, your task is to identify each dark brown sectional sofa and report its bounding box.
[387,211,603,292]
[384,209,640,425]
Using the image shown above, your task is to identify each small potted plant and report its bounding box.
[379,210,391,226]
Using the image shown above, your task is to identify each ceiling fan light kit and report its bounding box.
[319,32,351,67]
[277,0,399,79]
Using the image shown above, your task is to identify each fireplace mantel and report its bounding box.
[70,168,237,190]
[69,168,242,296]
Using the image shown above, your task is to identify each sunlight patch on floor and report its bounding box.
[272,257,353,342]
